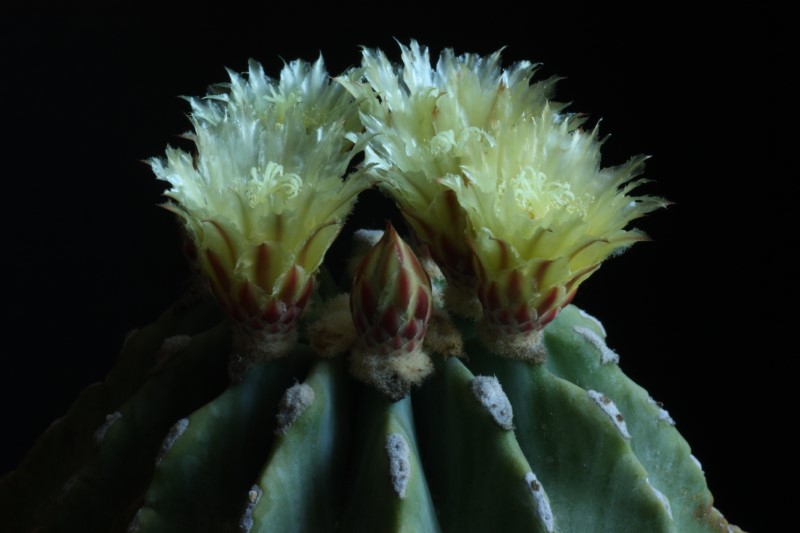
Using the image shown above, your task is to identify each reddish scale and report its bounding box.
[396,269,412,308]
[442,190,461,227]
[412,201,474,289]
[536,287,559,317]
[437,235,475,286]
[375,250,392,288]
[562,290,577,306]
[538,308,559,327]
[534,260,553,290]
[254,243,270,290]
[361,279,377,314]
[390,336,404,351]
[278,267,299,301]
[513,304,532,327]
[205,249,231,293]
[380,307,400,335]
[414,288,430,320]
[238,282,260,316]
[363,335,377,348]
[198,220,318,344]
[564,264,599,294]
[400,318,420,340]
[295,279,314,311]
[494,238,510,270]
[373,327,391,343]
[477,273,558,334]
[508,270,523,297]
[205,219,237,266]
[355,313,370,334]
[485,282,502,311]
[280,308,295,325]
[495,308,512,325]
[262,300,283,324]
[297,221,338,266]
[410,248,427,278]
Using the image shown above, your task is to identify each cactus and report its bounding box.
[0,43,744,532]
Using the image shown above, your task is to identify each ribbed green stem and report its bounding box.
[132,347,313,532]
[245,359,351,532]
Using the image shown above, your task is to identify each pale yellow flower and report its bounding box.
[152,58,368,359]
[342,42,665,348]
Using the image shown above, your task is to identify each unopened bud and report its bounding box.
[350,223,434,399]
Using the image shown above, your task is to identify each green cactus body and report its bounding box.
[0,295,741,532]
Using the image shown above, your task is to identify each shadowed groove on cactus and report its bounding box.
[0,44,745,533]
[341,391,439,532]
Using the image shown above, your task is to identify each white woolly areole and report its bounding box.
[573,326,619,364]
[239,484,263,533]
[157,418,189,465]
[307,294,357,358]
[421,256,446,308]
[690,454,704,473]
[470,376,514,430]
[587,390,630,439]
[385,433,411,498]
[647,396,676,426]
[350,347,434,401]
[159,334,192,358]
[646,478,673,520]
[352,228,385,249]
[524,472,555,533]
[424,308,464,358]
[275,383,315,436]
[577,309,607,336]
[477,322,546,362]
[152,334,192,373]
[94,411,122,445]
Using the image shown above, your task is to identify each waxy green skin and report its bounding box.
[0,295,739,532]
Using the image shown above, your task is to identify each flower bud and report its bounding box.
[349,223,434,400]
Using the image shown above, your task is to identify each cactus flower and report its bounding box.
[342,42,666,356]
[338,42,557,295]
[350,223,434,399]
[151,58,369,363]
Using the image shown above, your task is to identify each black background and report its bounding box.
[1,12,781,531]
